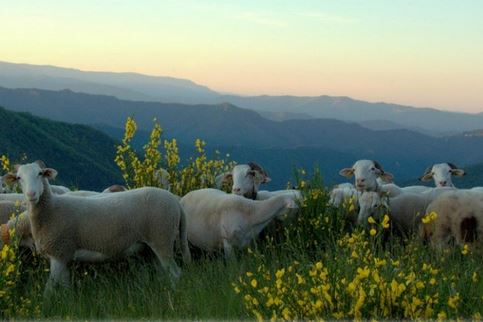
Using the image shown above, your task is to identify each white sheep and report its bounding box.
[423,190,483,248]
[377,183,433,197]
[0,211,34,250]
[180,188,297,257]
[3,161,191,291]
[329,185,358,207]
[339,160,394,192]
[155,168,171,190]
[216,162,271,199]
[102,184,128,193]
[419,162,465,187]
[357,188,455,234]
[0,200,26,224]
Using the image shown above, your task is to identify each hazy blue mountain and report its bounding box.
[0,106,121,190]
[0,61,218,104]
[2,86,483,187]
[216,95,483,135]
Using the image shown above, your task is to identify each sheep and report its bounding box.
[50,185,71,194]
[102,184,128,193]
[422,190,483,248]
[216,162,271,199]
[0,200,26,224]
[419,162,465,187]
[180,188,297,257]
[155,168,171,190]
[3,161,191,291]
[0,211,34,251]
[377,183,433,197]
[329,185,358,207]
[357,188,455,234]
[339,160,394,193]
[0,193,25,203]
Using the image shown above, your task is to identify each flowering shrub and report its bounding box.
[114,117,233,195]
[0,224,42,318]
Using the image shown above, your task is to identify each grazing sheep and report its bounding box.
[358,188,455,234]
[339,160,394,192]
[216,162,271,199]
[422,190,483,248]
[180,188,297,257]
[419,162,465,187]
[3,161,191,291]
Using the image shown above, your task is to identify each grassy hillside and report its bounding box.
[0,106,121,189]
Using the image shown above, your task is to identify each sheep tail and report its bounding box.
[179,205,191,264]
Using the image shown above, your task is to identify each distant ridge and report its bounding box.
[1,61,482,135]
[2,86,483,187]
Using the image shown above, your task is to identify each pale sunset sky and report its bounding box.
[1,0,482,112]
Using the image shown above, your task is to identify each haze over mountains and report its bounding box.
[1,60,483,188]
[2,86,483,188]
[1,61,483,136]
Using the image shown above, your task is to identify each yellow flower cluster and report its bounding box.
[0,229,41,318]
[422,211,438,224]
[114,117,234,196]
[0,155,10,172]
[234,229,480,320]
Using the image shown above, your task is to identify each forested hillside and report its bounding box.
[0,106,121,189]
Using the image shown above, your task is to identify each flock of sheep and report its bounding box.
[0,159,481,293]
[0,161,299,292]
[331,160,483,247]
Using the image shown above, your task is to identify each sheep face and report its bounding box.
[231,163,271,200]
[419,163,465,187]
[339,160,393,192]
[357,191,389,225]
[3,162,57,204]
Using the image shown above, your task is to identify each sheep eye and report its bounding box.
[38,172,43,176]
[16,176,21,180]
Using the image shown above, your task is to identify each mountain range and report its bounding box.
[1,61,482,136]
[1,86,483,188]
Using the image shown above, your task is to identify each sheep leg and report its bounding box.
[149,244,181,287]
[222,239,234,259]
[45,257,70,294]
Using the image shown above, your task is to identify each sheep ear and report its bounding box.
[2,173,18,184]
[379,172,393,182]
[215,172,232,188]
[339,168,354,178]
[450,168,465,177]
[41,168,57,180]
[419,172,433,182]
[262,175,271,184]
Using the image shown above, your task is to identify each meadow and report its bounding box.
[1,118,482,320]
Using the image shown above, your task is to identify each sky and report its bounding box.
[1,0,483,112]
